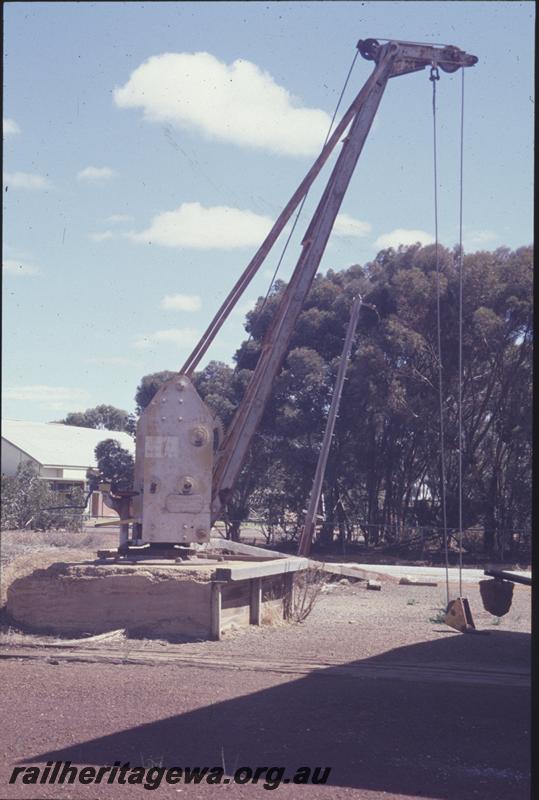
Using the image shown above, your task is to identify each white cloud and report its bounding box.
[107,214,132,224]
[128,202,273,250]
[463,230,498,247]
[114,51,331,157]
[89,231,114,242]
[3,118,20,136]
[133,328,199,350]
[3,385,89,411]
[374,228,435,249]
[161,293,201,312]
[77,166,115,182]
[4,172,51,190]
[333,214,371,238]
[3,257,41,276]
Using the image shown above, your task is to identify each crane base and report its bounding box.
[97,543,198,561]
[6,556,308,641]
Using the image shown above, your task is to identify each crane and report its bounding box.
[107,38,478,556]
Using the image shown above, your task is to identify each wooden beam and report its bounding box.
[94,518,134,528]
[209,539,289,558]
[484,569,532,587]
[214,557,309,582]
[210,583,222,641]
[314,562,395,582]
[249,578,262,626]
[399,576,437,587]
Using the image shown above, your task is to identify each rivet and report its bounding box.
[178,416,183,421]
[178,399,184,404]
[161,416,166,421]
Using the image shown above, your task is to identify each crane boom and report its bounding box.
[125,39,477,549]
[210,39,477,520]
[180,56,381,377]
[211,46,395,518]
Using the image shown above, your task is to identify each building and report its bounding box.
[1,419,135,518]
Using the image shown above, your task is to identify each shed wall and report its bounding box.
[1,439,39,476]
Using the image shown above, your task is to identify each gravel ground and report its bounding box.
[1,573,531,664]
[174,576,532,666]
[0,574,531,800]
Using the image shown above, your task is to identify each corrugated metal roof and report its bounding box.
[1,419,135,468]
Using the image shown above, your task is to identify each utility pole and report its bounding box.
[298,294,363,556]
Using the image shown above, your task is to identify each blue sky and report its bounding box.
[2,1,534,422]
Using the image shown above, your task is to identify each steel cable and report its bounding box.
[457,68,465,597]
[430,65,451,606]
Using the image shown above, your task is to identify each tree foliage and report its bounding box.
[118,243,531,557]
[94,439,135,493]
[134,372,177,416]
[220,244,532,557]
[57,404,133,433]
[1,461,85,531]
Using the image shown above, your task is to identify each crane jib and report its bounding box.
[210,40,477,521]
[128,39,478,546]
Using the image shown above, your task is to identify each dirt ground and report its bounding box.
[0,555,531,800]
[0,528,118,604]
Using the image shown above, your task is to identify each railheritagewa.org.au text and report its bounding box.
[10,761,332,791]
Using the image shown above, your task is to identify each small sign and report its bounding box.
[145,435,179,459]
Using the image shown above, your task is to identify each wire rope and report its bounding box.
[430,65,451,606]
[457,68,465,597]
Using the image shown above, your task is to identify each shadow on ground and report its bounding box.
[22,631,530,799]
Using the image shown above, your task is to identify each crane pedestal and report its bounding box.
[96,543,200,561]
[6,550,309,641]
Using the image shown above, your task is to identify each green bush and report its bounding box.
[1,461,85,532]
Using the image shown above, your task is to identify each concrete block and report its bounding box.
[6,559,293,641]
[7,561,214,640]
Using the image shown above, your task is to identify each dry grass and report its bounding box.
[261,600,285,626]
[1,547,97,606]
[0,528,116,606]
[1,528,116,561]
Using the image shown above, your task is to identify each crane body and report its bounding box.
[113,39,477,552]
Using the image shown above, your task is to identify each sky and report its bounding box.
[2,1,534,423]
